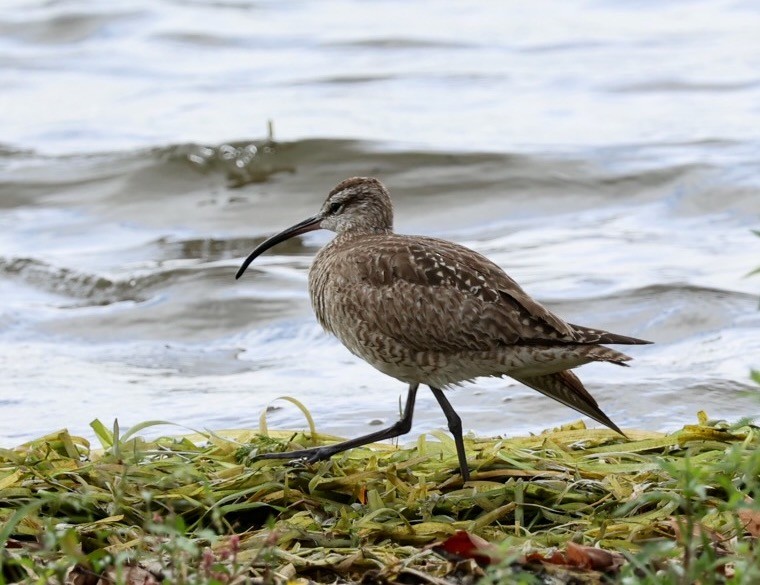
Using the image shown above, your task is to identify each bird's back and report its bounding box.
[309,232,647,364]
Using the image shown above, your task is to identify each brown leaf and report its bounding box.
[566,542,625,572]
[525,544,624,574]
[66,565,99,585]
[739,497,760,538]
[739,508,760,538]
[565,543,595,570]
[356,483,367,505]
[525,550,568,565]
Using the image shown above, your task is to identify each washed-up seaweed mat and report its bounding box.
[0,412,758,583]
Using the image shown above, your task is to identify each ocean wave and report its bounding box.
[4,137,755,208]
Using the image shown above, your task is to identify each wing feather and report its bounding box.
[333,234,581,352]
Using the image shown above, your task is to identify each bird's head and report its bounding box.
[236,177,393,279]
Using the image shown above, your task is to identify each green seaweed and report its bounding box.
[1,412,759,584]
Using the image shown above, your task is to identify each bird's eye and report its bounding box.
[328,201,343,214]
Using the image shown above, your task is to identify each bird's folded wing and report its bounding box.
[342,235,579,353]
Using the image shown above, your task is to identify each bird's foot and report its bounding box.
[251,446,336,466]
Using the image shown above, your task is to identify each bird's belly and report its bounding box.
[309,273,599,387]
[327,320,596,388]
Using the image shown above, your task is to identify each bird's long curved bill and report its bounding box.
[235,215,322,279]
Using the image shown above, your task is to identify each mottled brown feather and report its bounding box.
[312,232,644,354]
[512,370,625,435]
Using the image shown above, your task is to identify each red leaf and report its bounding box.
[435,533,625,574]
[432,531,500,566]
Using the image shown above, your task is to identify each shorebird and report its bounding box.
[236,177,650,481]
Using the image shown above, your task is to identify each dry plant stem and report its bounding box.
[2,416,759,584]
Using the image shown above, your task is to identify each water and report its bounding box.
[1,0,759,447]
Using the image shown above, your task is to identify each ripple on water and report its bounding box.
[0,143,759,444]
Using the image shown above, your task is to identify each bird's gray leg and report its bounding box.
[253,384,419,465]
[429,387,470,482]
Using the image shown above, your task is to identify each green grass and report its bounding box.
[1,413,759,584]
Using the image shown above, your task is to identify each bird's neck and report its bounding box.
[335,226,393,240]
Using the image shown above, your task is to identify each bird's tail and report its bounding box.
[511,369,625,437]
[569,324,652,346]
